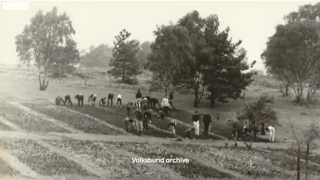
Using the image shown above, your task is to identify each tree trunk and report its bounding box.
[297,145,301,180]
[305,143,310,180]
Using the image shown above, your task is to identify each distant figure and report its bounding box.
[143,109,152,130]
[75,94,84,107]
[168,118,177,136]
[161,96,171,115]
[126,102,134,116]
[136,89,142,109]
[192,111,200,137]
[149,97,159,109]
[203,114,212,136]
[169,91,175,109]
[107,93,114,106]
[117,94,122,106]
[64,95,73,106]
[99,97,107,106]
[267,125,276,143]
[55,96,64,106]
[243,119,249,135]
[88,94,97,106]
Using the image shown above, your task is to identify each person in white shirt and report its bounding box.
[267,125,276,143]
[193,119,200,137]
[116,94,122,106]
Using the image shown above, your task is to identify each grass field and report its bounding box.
[0,65,319,179]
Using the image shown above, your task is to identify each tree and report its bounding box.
[15,7,78,90]
[137,41,152,69]
[108,29,141,84]
[80,44,112,68]
[148,25,194,96]
[237,95,278,141]
[262,21,320,103]
[200,16,254,106]
[50,38,80,78]
[149,10,253,107]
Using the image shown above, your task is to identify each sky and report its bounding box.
[0,0,318,70]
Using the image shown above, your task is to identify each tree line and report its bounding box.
[15,7,254,108]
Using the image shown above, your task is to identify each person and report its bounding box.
[136,89,142,109]
[107,93,114,106]
[135,110,143,135]
[193,119,200,137]
[260,122,266,135]
[116,94,122,106]
[168,118,177,136]
[203,114,212,136]
[243,119,249,135]
[161,96,171,115]
[99,97,107,106]
[64,95,73,106]
[126,102,134,116]
[143,109,152,130]
[55,96,64,106]
[192,111,200,137]
[267,125,276,143]
[169,91,175,109]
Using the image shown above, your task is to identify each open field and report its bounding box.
[0,65,319,179]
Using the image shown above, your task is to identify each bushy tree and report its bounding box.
[237,95,278,140]
[149,25,194,95]
[149,10,253,107]
[262,21,320,103]
[80,44,112,68]
[108,29,141,84]
[15,7,79,90]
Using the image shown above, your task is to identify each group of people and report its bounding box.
[184,110,213,138]
[231,119,276,143]
[55,93,123,107]
[123,89,178,136]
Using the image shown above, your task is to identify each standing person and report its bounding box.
[107,93,114,106]
[192,111,200,137]
[267,125,276,143]
[143,109,152,130]
[168,118,177,136]
[116,94,122,106]
[135,110,143,135]
[126,102,133,116]
[203,114,212,136]
[136,88,142,109]
[161,96,170,115]
[169,91,175,109]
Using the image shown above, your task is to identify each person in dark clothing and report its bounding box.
[203,114,212,136]
[64,95,73,106]
[143,109,152,130]
[169,91,175,109]
[136,89,142,99]
[55,96,64,106]
[126,102,134,116]
[107,93,114,106]
[99,97,107,106]
[75,94,84,107]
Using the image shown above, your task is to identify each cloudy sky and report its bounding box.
[0,0,317,70]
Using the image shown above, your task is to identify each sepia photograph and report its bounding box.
[1,0,320,179]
